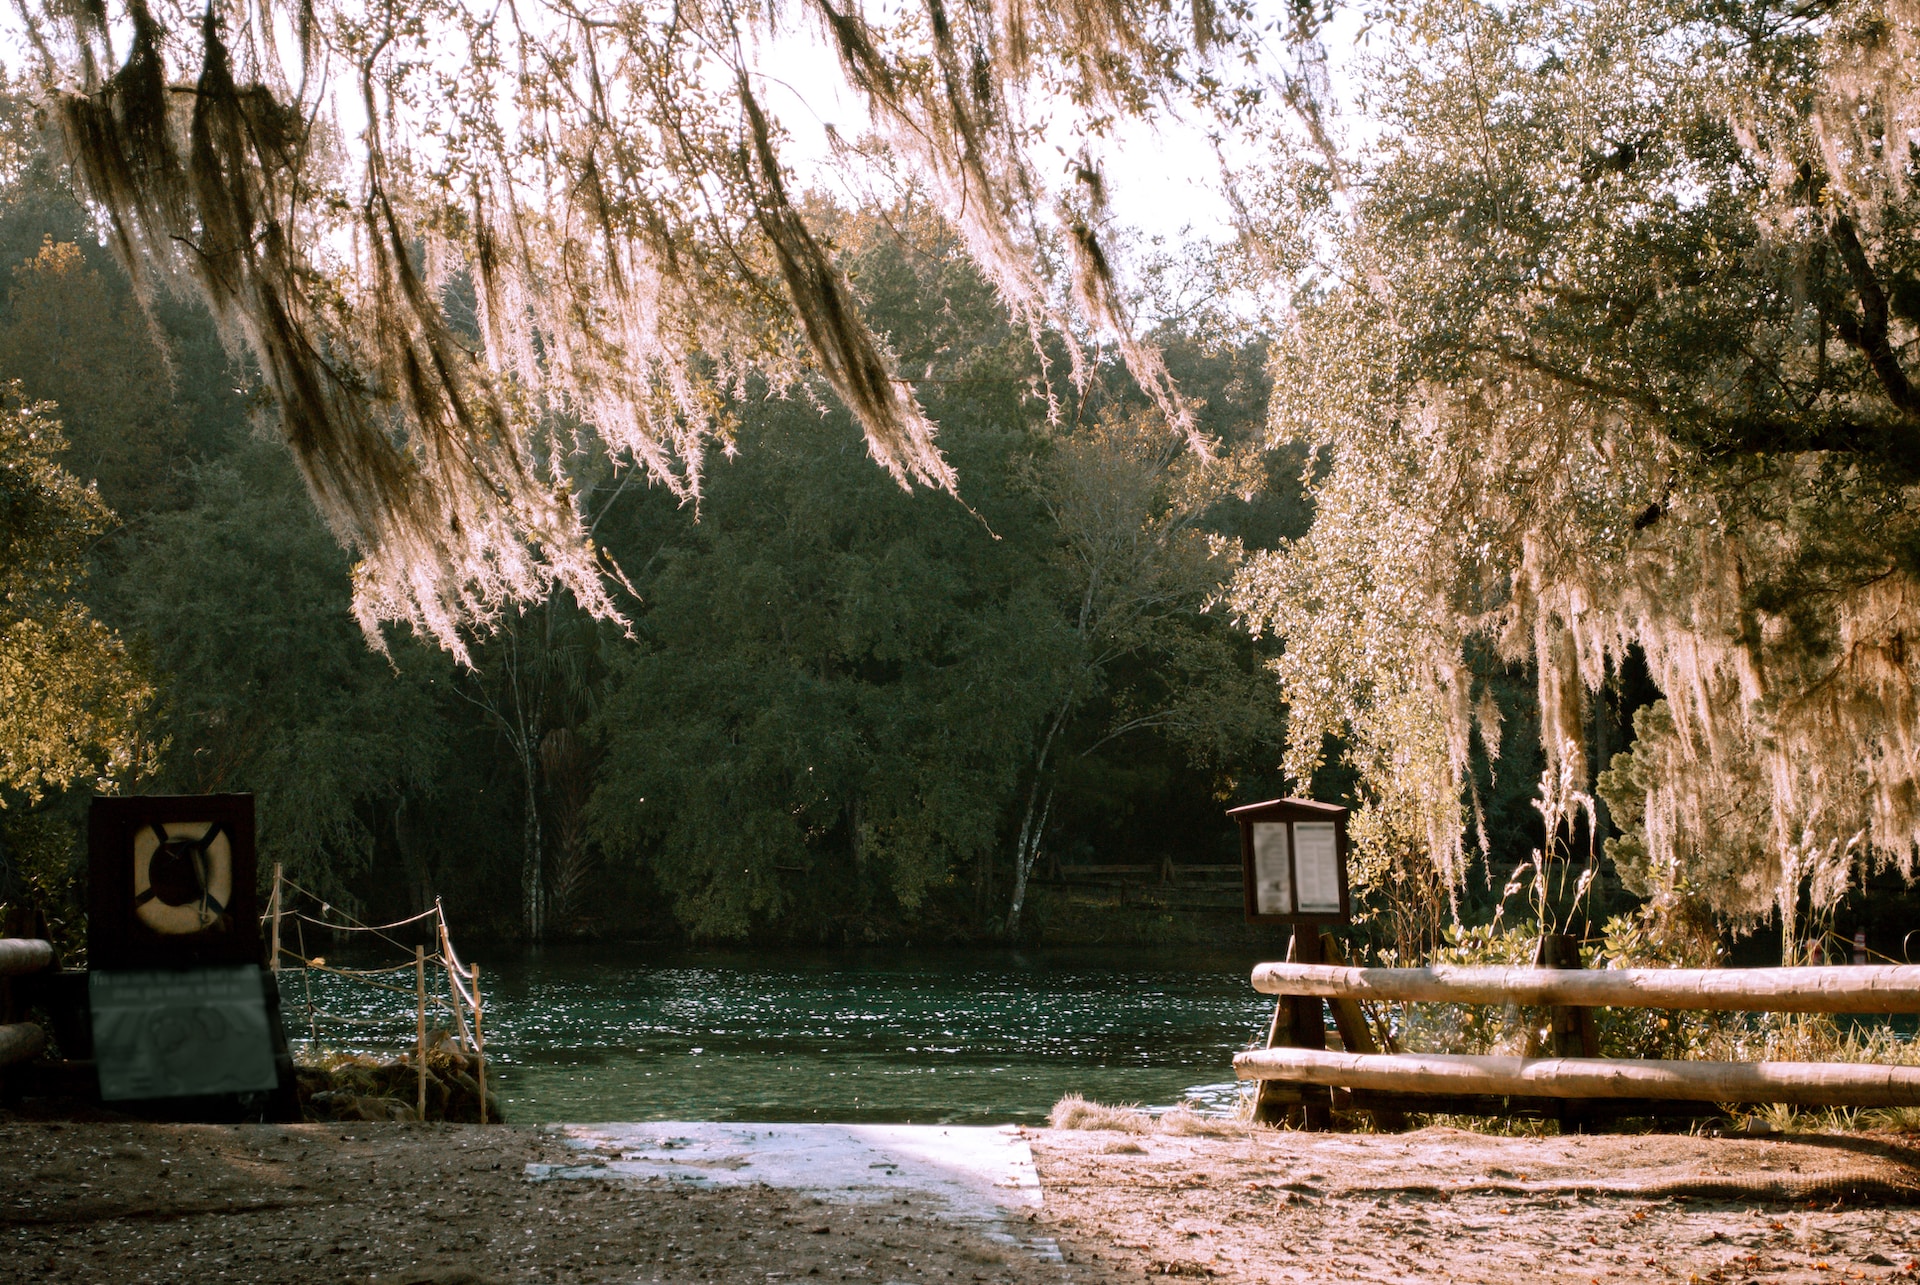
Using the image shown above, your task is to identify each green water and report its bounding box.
[279,945,1275,1124]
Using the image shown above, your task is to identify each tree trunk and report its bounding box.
[393,798,431,915]
[1005,785,1053,941]
[520,743,544,944]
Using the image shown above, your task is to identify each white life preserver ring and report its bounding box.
[131,821,233,935]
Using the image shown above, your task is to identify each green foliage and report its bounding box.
[115,444,449,894]
[589,409,1064,937]
[1231,0,1920,935]
[0,808,84,956]
[582,212,1287,941]
[0,390,152,802]
[0,237,188,514]
[0,96,1284,945]
[1396,915,1727,1064]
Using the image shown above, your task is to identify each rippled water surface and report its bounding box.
[278,945,1275,1124]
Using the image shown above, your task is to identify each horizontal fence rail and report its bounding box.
[1234,1046,1920,1108]
[0,938,53,977]
[1249,962,1920,1014]
[0,1021,46,1067]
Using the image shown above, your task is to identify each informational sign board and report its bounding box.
[1228,798,1351,925]
[1250,822,1291,915]
[90,966,281,1101]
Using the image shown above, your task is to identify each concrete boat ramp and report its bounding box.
[528,1122,1060,1260]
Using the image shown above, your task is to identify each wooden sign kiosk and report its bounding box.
[1229,798,1399,1129]
[87,794,298,1120]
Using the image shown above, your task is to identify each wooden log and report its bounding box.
[0,1021,46,1067]
[1340,1089,1725,1120]
[0,939,53,977]
[1249,962,1920,1013]
[3,1058,99,1096]
[1234,1046,1920,1108]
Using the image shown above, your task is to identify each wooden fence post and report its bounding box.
[295,921,318,1044]
[414,945,428,1122]
[1253,928,1332,1128]
[472,963,487,1125]
[268,864,283,973]
[1536,933,1600,1058]
[1536,932,1598,1132]
[1319,934,1406,1132]
[1288,931,1333,1130]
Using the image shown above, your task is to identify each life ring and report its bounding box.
[131,821,232,935]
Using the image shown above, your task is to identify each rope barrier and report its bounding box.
[262,870,490,1106]
[276,951,428,978]
[285,908,444,936]
[297,967,422,997]
[274,879,444,957]
[262,891,441,934]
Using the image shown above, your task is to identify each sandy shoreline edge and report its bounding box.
[6,1118,1920,1283]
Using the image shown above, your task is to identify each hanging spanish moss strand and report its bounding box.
[737,75,953,491]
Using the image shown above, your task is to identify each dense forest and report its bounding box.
[4,0,1920,961]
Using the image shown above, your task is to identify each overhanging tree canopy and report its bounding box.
[19,0,1920,931]
[16,0,1255,654]
[1230,0,1920,935]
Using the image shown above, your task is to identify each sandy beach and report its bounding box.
[7,1117,1920,1284]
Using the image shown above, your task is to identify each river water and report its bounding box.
[278,945,1275,1124]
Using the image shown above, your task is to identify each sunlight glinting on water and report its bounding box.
[279,947,1275,1124]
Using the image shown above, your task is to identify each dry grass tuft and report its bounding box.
[1048,1093,1153,1133]
[295,1035,501,1124]
[1154,1104,1248,1138]
[1048,1094,1249,1137]
[1862,1106,1920,1134]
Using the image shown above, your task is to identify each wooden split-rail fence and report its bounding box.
[1238,931,1920,1130]
[0,935,55,1071]
[1041,857,1246,910]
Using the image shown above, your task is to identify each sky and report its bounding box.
[747,19,1250,247]
[749,3,1371,250]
